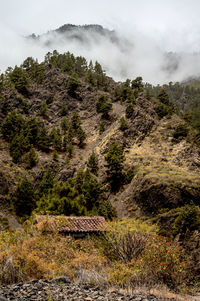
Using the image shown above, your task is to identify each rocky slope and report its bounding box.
[0,52,200,225]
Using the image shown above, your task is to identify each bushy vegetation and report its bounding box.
[0,230,106,285]
[67,74,80,97]
[172,204,200,237]
[119,117,128,131]
[96,95,112,119]
[125,103,134,118]
[0,218,196,293]
[44,51,107,89]
[172,123,189,142]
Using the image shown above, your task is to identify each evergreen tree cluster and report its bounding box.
[12,169,115,220]
[96,94,112,119]
[44,50,107,88]
[1,110,86,164]
[21,57,45,84]
[1,111,50,163]
[7,66,30,95]
[114,77,143,103]
[155,89,174,119]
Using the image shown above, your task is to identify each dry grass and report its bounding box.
[125,117,200,187]
[130,285,200,301]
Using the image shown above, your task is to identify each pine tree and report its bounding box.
[87,152,98,175]
[105,142,124,191]
[71,112,81,130]
[26,147,38,169]
[157,89,170,105]
[96,95,112,119]
[50,128,62,151]
[12,177,35,216]
[99,122,105,134]
[126,103,134,118]
[60,102,68,116]
[37,127,50,152]
[8,66,29,95]
[67,74,80,97]
[67,142,74,158]
[77,126,86,147]
[119,117,128,131]
[61,117,68,133]
[40,100,48,117]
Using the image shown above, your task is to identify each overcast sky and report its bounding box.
[1,0,200,83]
[1,0,200,36]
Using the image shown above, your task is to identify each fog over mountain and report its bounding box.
[1,0,200,84]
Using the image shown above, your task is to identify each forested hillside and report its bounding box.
[0,50,200,295]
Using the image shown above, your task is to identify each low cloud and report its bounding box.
[1,23,200,85]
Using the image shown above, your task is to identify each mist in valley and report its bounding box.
[1,0,200,85]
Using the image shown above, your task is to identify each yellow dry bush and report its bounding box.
[108,263,134,287]
[0,229,108,285]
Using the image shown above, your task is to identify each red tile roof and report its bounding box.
[35,215,107,233]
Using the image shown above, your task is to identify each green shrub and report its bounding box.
[155,103,170,119]
[60,117,68,133]
[99,122,105,134]
[172,124,189,141]
[25,147,38,169]
[125,104,134,118]
[36,127,50,152]
[172,204,200,237]
[40,100,48,117]
[102,218,157,262]
[77,127,86,147]
[157,89,171,105]
[50,128,62,151]
[71,112,81,130]
[67,75,80,97]
[119,117,128,131]
[96,95,112,119]
[60,102,68,116]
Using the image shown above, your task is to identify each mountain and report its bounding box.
[0,50,200,293]
[26,24,200,85]
[27,23,130,52]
